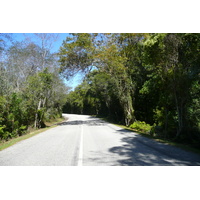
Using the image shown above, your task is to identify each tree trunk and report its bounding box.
[123,95,135,126]
[34,99,41,128]
[174,88,183,138]
[164,107,168,138]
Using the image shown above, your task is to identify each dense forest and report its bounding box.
[60,33,200,146]
[0,34,68,141]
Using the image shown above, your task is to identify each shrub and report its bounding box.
[0,125,12,141]
[129,121,152,133]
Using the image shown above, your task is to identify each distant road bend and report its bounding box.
[0,114,200,166]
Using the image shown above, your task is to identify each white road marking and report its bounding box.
[78,124,83,166]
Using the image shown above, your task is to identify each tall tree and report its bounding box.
[0,34,68,141]
[143,33,200,140]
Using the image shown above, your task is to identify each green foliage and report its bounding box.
[63,70,125,123]
[0,93,28,140]
[129,121,152,133]
[59,33,95,79]
[61,33,200,146]
[0,36,68,141]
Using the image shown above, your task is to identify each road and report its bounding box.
[0,114,200,166]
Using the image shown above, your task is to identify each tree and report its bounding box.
[60,33,200,144]
[59,33,96,79]
[5,42,43,93]
[0,34,68,141]
[59,33,137,125]
[143,33,200,140]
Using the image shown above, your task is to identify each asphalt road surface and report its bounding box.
[0,114,200,166]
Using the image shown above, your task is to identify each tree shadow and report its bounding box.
[108,130,200,166]
[57,119,107,126]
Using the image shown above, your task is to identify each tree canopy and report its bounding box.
[0,34,68,141]
[60,33,200,145]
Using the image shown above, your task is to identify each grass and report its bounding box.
[0,117,65,151]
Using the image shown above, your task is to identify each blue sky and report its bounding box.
[12,33,69,53]
[12,33,82,90]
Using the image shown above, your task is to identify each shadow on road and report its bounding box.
[57,119,107,126]
[108,130,200,166]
